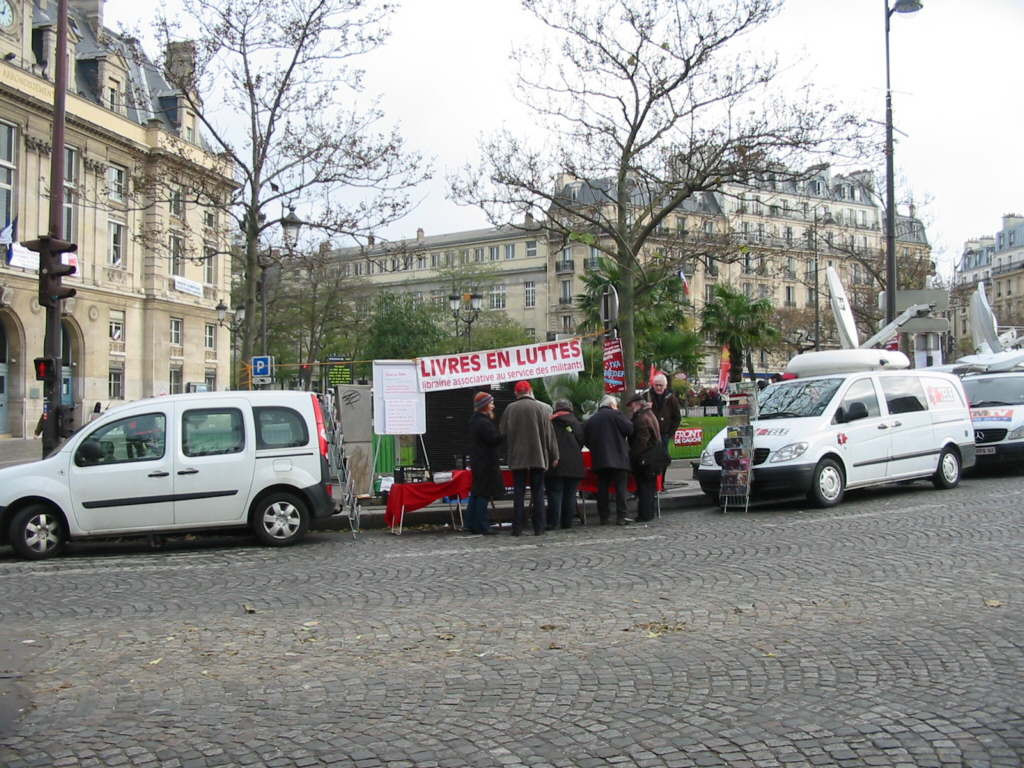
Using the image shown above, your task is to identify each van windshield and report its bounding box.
[962,376,1024,407]
[757,379,843,419]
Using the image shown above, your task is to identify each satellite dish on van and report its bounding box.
[826,266,858,349]
[968,282,1002,354]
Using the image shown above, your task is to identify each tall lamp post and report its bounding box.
[449,292,483,351]
[259,206,303,357]
[884,0,923,325]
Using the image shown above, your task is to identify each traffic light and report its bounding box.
[299,364,312,388]
[23,236,77,308]
[56,404,75,438]
[34,356,60,382]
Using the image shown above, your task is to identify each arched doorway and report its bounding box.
[0,321,8,433]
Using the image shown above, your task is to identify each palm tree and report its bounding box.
[700,284,781,383]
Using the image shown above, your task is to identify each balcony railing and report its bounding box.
[555,259,575,274]
[557,297,574,306]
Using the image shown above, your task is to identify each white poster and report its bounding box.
[372,360,426,435]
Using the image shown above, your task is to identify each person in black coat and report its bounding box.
[583,394,634,525]
[466,392,503,535]
[545,398,586,529]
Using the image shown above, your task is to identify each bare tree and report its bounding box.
[452,0,865,393]
[147,0,429,366]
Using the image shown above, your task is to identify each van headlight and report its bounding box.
[769,442,809,463]
[700,449,715,467]
[1008,425,1024,440]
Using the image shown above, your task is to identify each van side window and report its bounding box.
[880,376,929,415]
[837,378,881,422]
[254,407,308,449]
[75,413,167,466]
[182,408,245,457]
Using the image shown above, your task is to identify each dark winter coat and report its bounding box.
[646,389,682,439]
[499,393,559,471]
[583,405,633,472]
[547,409,585,479]
[629,405,661,464]
[469,411,505,499]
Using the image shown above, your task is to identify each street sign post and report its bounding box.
[251,356,274,387]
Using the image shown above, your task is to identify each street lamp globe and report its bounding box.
[235,304,246,323]
[470,293,483,311]
[449,294,462,313]
[281,207,303,250]
[892,0,922,13]
[216,299,228,324]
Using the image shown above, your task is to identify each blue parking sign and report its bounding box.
[252,356,273,377]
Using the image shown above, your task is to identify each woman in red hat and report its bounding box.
[466,391,503,535]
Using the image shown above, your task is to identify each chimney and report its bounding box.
[525,212,535,226]
[165,41,197,93]
[367,235,375,248]
[416,228,424,241]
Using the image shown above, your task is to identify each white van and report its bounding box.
[960,371,1024,467]
[0,391,338,559]
[698,359,976,507]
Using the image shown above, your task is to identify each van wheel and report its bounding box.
[253,493,309,546]
[932,447,961,490]
[808,459,844,508]
[10,505,65,560]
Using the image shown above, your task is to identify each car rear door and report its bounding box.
[67,409,175,533]
[172,399,255,527]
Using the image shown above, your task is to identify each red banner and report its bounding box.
[604,338,626,393]
[674,427,704,446]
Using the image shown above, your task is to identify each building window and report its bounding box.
[474,247,484,263]
[430,289,445,306]
[353,262,363,276]
[109,309,124,342]
[205,370,217,391]
[489,246,500,261]
[505,243,516,260]
[444,251,454,266]
[169,234,185,276]
[204,247,217,285]
[169,366,183,395]
[561,314,574,332]
[204,207,217,229]
[489,284,506,309]
[525,327,536,338]
[108,79,120,111]
[204,323,216,350]
[108,368,124,400]
[703,220,714,235]
[170,317,183,346]
[524,281,535,308]
[63,146,78,240]
[431,252,440,268]
[108,222,126,266]
[0,122,14,229]
[108,164,127,202]
[526,241,537,257]
[705,284,715,305]
[560,279,573,303]
[785,286,796,307]
[367,260,375,275]
[169,186,184,217]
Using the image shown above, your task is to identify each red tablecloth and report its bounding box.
[501,457,662,495]
[385,470,473,529]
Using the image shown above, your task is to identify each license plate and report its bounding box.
[977,446,996,455]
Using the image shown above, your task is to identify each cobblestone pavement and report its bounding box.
[0,466,1021,768]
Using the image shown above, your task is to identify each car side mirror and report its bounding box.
[76,439,106,466]
[844,401,869,423]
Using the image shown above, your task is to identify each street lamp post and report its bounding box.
[812,210,835,352]
[215,301,246,389]
[884,0,923,325]
[449,292,484,351]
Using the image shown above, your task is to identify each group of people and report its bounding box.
[464,374,681,536]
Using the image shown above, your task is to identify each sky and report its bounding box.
[104,0,1024,277]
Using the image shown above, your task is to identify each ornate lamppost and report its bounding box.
[449,292,483,352]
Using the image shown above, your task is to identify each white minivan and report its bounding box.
[698,361,976,507]
[0,391,338,559]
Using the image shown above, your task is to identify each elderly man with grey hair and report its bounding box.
[582,394,634,525]
[646,372,682,451]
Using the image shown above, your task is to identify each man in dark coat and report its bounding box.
[466,392,503,535]
[646,372,682,450]
[499,380,559,536]
[545,398,585,529]
[583,394,633,525]
[626,393,661,523]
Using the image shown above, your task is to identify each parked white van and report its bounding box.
[0,391,339,559]
[960,371,1024,467]
[698,353,976,507]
